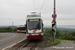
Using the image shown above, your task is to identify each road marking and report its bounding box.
[0,34,15,41]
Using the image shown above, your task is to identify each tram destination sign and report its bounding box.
[29,19,39,21]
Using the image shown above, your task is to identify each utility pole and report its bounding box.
[12,21,14,26]
[52,0,57,43]
[12,21,14,31]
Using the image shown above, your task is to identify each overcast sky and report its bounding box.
[0,0,75,26]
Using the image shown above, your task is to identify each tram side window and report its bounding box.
[21,27,25,30]
[17,28,18,30]
[17,28,19,30]
[17,28,20,30]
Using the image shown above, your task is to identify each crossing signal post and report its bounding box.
[52,0,57,43]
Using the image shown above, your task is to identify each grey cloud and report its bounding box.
[0,0,75,25]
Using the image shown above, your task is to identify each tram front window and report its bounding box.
[28,19,41,30]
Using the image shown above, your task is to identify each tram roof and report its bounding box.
[27,15,41,17]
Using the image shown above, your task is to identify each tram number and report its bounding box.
[32,34,38,35]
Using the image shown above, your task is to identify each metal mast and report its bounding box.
[52,0,57,43]
[54,0,56,15]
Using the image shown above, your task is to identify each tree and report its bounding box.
[60,32,75,40]
[44,29,62,38]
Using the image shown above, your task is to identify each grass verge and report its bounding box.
[50,39,61,46]
[44,36,74,47]
[44,36,75,46]
[44,36,61,46]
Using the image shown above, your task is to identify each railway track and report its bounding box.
[17,40,39,50]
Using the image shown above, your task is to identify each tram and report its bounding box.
[17,25,26,33]
[25,12,43,40]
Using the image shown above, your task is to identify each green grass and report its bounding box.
[49,39,61,46]
[44,36,61,46]
[44,36,74,47]
[60,39,74,42]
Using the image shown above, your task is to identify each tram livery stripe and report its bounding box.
[33,30,37,33]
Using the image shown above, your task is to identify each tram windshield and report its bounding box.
[28,19,41,30]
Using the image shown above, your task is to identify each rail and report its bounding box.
[17,40,39,50]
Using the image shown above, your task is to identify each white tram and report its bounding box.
[25,12,43,40]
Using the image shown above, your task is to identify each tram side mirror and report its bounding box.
[25,24,27,27]
[42,23,44,26]
[25,24,27,28]
[25,24,26,26]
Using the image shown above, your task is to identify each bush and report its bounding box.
[44,29,62,38]
[44,29,52,35]
[60,32,75,40]
[70,32,75,36]
[0,27,17,32]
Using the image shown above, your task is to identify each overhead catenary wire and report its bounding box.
[32,0,46,12]
[40,0,46,12]
[33,0,35,10]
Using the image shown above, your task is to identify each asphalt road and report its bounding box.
[0,33,26,50]
[43,41,75,50]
